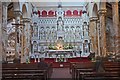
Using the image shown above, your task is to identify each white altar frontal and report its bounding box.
[30,49,90,62]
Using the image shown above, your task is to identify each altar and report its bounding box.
[30,48,90,63]
[46,49,74,62]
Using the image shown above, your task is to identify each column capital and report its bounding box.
[14,10,22,17]
[111,1,119,5]
[22,18,31,23]
[89,17,98,22]
[97,20,100,23]
[98,9,107,15]
[2,2,10,7]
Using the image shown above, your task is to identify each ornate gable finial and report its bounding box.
[33,6,38,15]
[82,6,87,14]
[58,1,62,8]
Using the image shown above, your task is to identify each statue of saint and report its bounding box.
[84,40,89,53]
[57,17,64,31]
[84,22,89,36]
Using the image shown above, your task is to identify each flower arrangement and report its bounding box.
[48,44,57,50]
[63,44,73,49]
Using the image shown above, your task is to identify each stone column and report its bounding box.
[89,17,98,55]
[14,10,22,59]
[0,2,2,63]
[98,9,107,57]
[2,3,8,42]
[30,22,33,55]
[0,2,8,62]
[89,18,94,53]
[21,20,25,63]
[97,20,101,56]
[21,18,31,63]
[112,2,120,55]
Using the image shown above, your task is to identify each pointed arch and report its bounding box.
[22,4,27,18]
[92,3,98,17]
[48,10,54,17]
[66,10,72,16]
[42,10,47,17]
[73,10,78,16]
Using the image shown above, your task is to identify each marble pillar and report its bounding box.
[112,2,120,55]
[89,17,98,55]
[98,9,107,57]
[0,2,2,63]
[21,21,25,63]
[21,18,31,63]
[89,18,94,52]
[2,3,8,62]
[97,20,101,56]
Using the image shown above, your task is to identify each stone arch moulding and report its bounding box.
[92,3,98,18]
[89,2,99,18]
[22,4,28,18]
[20,2,28,13]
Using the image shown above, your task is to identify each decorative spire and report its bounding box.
[33,6,38,15]
[82,6,87,14]
[58,1,62,8]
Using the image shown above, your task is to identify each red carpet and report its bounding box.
[30,57,90,68]
[43,57,90,63]
[67,57,90,62]
[45,57,90,68]
[30,57,90,63]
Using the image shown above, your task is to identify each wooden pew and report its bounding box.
[80,61,120,80]
[2,63,53,80]
[102,61,120,72]
[81,72,120,80]
[38,62,53,78]
[71,62,96,79]
[69,62,80,74]
[2,69,47,80]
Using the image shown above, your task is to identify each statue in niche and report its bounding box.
[34,27,38,37]
[33,41,38,51]
[57,17,64,31]
[84,22,89,36]
[84,40,89,53]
